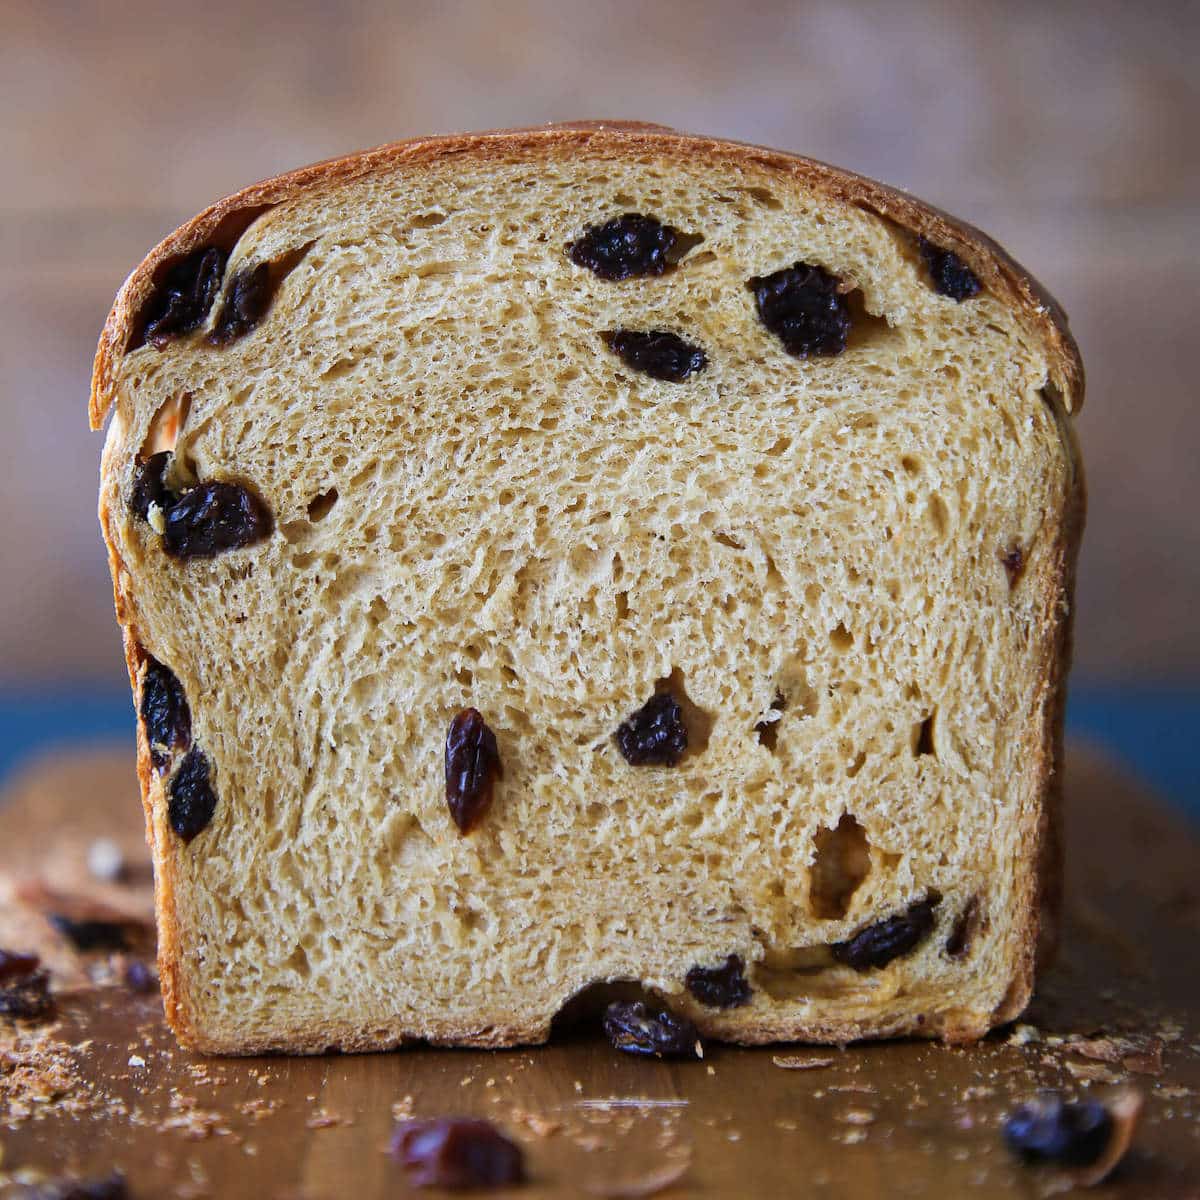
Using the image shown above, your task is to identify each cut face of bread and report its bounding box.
[91,125,1083,1053]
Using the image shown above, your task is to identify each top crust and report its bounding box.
[89,122,1083,430]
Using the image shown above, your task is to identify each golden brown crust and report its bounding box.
[91,122,1083,1055]
[90,121,1082,431]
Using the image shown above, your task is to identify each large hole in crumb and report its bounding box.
[658,667,713,758]
[306,488,339,523]
[665,230,705,265]
[928,494,950,538]
[843,289,893,352]
[829,623,854,653]
[737,185,783,211]
[913,710,937,758]
[809,814,872,919]
[140,393,192,458]
[755,692,787,752]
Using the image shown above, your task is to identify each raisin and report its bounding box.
[945,896,979,959]
[0,948,41,983]
[615,691,688,767]
[918,236,981,301]
[685,954,752,1009]
[162,480,273,559]
[1004,1092,1113,1167]
[603,330,708,382]
[391,1118,525,1189]
[168,747,218,842]
[0,951,53,1021]
[143,247,228,348]
[603,1000,702,1059]
[124,960,159,994]
[130,451,176,521]
[49,916,130,953]
[140,655,192,771]
[445,708,502,834]
[567,213,680,281]
[210,262,272,345]
[23,1173,128,1200]
[747,262,852,357]
[1000,544,1026,589]
[831,893,941,970]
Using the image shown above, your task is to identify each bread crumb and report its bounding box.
[772,1055,834,1070]
[1008,1024,1041,1045]
[128,1054,145,1068]
[838,1109,876,1125]
[305,1109,347,1129]
[1065,1061,1122,1084]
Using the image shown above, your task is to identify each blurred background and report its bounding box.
[0,0,1196,814]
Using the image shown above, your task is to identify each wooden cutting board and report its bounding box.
[1,744,1198,1198]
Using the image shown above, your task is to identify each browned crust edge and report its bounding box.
[90,120,1084,1055]
[90,120,1082,430]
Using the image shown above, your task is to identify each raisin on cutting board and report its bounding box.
[0,949,53,1020]
[603,1000,702,1058]
[1003,1092,1113,1167]
[391,1117,525,1188]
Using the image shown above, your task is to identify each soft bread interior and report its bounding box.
[101,145,1074,1050]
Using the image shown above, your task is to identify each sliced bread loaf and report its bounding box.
[91,123,1084,1053]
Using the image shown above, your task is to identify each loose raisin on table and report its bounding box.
[0,950,53,1020]
[143,247,228,348]
[603,1000,702,1058]
[603,330,708,382]
[25,1172,128,1200]
[140,654,192,771]
[831,893,941,970]
[124,960,159,994]
[210,262,271,345]
[0,948,41,983]
[168,747,218,842]
[391,1117,525,1189]
[162,480,273,559]
[445,708,502,834]
[615,691,688,767]
[49,916,130,953]
[130,451,176,521]
[918,236,981,301]
[747,262,852,357]
[567,213,680,281]
[685,954,752,1009]
[1004,1092,1113,1167]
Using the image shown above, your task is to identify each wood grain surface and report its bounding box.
[1,744,1198,1197]
[1,0,1199,682]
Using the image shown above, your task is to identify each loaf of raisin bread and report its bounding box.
[91,123,1084,1053]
